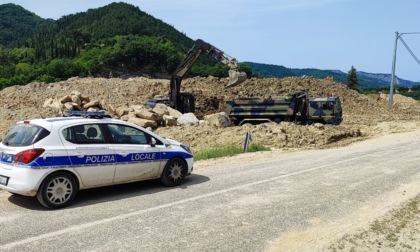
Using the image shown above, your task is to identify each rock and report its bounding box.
[177,113,199,126]
[70,90,81,97]
[72,103,83,111]
[313,123,325,129]
[204,112,231,127]
[168,107,182,119]
[80,94,90,102]
[106,104,116,116]
[63,102,74,110]
[59,95,72,104]
[83,100,100,109]
[163,115,177,126]
[130,104,146,111]
[120,115,130,121]
[87,107,101,112]
[43,98,63,111]
[152,103,169,116]
[71,94,82,106]
[115,107,132,117]
[128,117,158,129]
[135,109,161,121]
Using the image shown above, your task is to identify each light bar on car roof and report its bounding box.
[63,110,110,118]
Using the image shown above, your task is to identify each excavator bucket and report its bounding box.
[226,69,247,88]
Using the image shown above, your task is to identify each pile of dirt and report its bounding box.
[0,76,419,152]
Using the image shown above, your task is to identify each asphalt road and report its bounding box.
[1,130,419,252]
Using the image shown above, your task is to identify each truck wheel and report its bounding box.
[160,158,186,187]
[37,172,77,209]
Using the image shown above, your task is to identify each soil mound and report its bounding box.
[0,76,419,152]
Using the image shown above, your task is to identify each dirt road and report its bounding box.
[195,128,420,252]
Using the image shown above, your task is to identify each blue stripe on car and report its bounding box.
[1,151,193,169]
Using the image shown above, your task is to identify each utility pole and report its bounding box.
[389,32,399,108]
[389,32,420,108]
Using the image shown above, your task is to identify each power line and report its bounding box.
[398,36,420,66]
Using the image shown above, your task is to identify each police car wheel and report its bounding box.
[37,172,77,209]
[160,158,186,187]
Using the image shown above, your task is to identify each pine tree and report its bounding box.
[347,66,360,92]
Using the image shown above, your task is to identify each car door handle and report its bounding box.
[119,152,129,157]
[75,152,85,158]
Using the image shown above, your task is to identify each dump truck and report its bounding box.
[146,39,247,113]
[226,91,343,125]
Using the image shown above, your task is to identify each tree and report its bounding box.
[347,66,360,92]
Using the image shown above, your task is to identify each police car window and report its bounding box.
[63,124,105,144]
[2,124,49,147]
[107,124,154,145]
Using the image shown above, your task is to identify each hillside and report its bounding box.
[44,2,193,52]
[1,2,242,89]
[0,2,192,50]
[246,62,420,88]
[0,3,47,47]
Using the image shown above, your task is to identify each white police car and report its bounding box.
[0,111,193,209]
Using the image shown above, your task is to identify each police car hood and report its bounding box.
[164,138,182,146]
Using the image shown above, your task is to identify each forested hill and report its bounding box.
[39,2,193,52]
[0,3,47,48]
[246,62,420,88]
[0,2,251,89]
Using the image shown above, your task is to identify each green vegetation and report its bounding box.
[362,85,420,100]
[0,2,252,90]
[245,62,349,83]
[0,3,47,48]
[244,62,296,78]
[346,65,360,92]
[194,144,271,161]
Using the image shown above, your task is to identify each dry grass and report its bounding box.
[328,194,420,251]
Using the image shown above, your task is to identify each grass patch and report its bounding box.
[194,144,270,161]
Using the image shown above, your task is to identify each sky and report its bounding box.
[2,0,420,82]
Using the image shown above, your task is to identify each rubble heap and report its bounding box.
[0,76,418,152]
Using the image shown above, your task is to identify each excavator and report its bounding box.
[146,39,247,113]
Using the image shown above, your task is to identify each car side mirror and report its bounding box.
[150,137,156,147]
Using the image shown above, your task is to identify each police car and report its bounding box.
[0,111,193,209]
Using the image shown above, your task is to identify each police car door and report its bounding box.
[61,124,116,187]
[106,124,161,183]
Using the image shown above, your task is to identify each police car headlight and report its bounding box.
[180,144,192,154]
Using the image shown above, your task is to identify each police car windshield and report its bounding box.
[2,124,50,146]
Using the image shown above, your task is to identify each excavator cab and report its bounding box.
[180,92,195,114]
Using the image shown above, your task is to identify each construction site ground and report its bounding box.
[0,76,419,250]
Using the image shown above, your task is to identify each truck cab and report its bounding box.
[307,96,343,125]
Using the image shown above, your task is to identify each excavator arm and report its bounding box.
[170,39,247,113]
